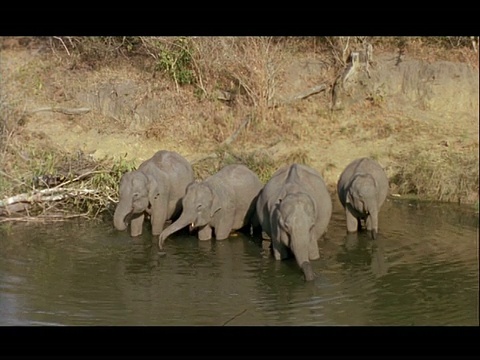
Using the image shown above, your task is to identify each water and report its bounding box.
[0,199,478,326]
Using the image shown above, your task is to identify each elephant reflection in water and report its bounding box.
[339,232,388,278]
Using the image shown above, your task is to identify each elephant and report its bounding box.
[337,157,389,240]
[158,164,263,249]
[113,150,194,237]
[256,163,332,281]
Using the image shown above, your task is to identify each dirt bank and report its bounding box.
[0,37,478,218]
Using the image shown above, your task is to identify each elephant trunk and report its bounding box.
[368,208,379,240]
[290,226,315,281]
[158,211,193,249]
[301,261,315,281]
[113,200,132,231]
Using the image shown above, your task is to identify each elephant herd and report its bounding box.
[114,150,389,281]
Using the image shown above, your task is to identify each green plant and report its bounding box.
[156,37,196,87]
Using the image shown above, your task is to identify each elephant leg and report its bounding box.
[272,239,289,261]
[308,239,320,261]
[358,218,364,231]
[214,219,234,241]
[214,228,232,240]
[365,215,372,231]
[130,213,145,237]
[261,231,271,240]
[346,208,358,233]
[198,225,213,241]
[151,205,167,236]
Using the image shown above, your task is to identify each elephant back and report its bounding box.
[144,151,193,178]
[207,164,264,229]
[141,150,194,217]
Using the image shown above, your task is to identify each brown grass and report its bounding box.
[391,145,479,204]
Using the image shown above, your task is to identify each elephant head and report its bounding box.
[113,169,159,235]
[158,182,220,248]
[271,192,316,281]
[346,173,379,239]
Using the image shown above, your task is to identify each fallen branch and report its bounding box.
[222,308,248,326]
[0,187,100,208]
[223,116,251,147]
[275,83,328,106]
[53,36,71,56]
[0,202,31,216]
[29,107,91,115]
[0,213,89,224]
[49,169,105,189]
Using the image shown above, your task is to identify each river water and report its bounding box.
[0,198,478,326]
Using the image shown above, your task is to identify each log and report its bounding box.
[0,202,31,216]
[0,188,100,208]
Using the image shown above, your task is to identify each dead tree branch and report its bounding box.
[275,83,328,106]
[0,213,89,224]
[29,107,91,115]
[222,308,248,326]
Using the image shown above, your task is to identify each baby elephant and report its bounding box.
[337,157,389,240]
[256,163,332,281]
[158,164,263,249]
[113,150,194,237]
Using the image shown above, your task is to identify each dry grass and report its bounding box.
[391,145,479,204]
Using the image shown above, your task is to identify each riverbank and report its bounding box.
[1,37,478,220]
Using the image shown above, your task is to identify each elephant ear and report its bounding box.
[346,189,355,204]
[210,191,222,218]
[275,199,289,233]
[147,176,160,204]
[270,205,282,242]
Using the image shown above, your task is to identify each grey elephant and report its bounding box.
[158,164,263,249]
[337,157,389,240]
[113,150,194,237]
[256,163,332,281]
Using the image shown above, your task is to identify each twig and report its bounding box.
[50,169,106,189]
[53,36,71,56]
[0,169,26,185]
[222,308,247,326]
[471,36,478,53]
[222,116,251,147]
[276,83,328,106]
[29,107,91,115]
